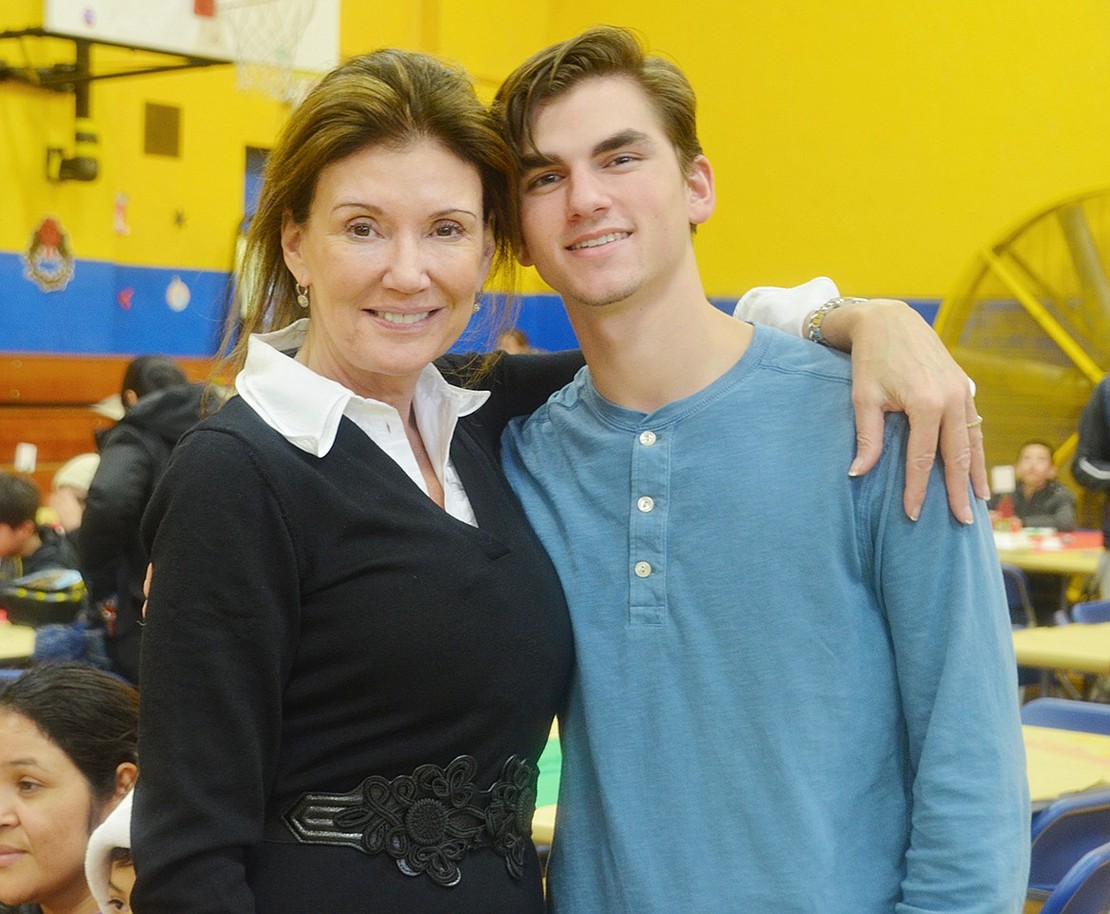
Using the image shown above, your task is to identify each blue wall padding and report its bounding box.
[2,253,229,355]
[1,255,941,357]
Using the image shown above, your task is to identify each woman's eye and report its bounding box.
[17,779,42,794]
[348,222,375,238]
[433,222,463,238]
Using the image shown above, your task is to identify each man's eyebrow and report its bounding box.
[519,129,655,173]
[520,151,558,172]
[592,129,653,157]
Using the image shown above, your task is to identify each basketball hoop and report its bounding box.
[218,0,320,104]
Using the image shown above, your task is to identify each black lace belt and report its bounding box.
[266,754,538,888]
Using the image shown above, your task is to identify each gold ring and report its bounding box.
[966,415,984,429]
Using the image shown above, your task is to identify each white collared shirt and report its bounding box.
[235,319,490,526]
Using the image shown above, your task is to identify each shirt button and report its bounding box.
[634,561,653,578]
[637,496,655,513]
[639,430,657,446]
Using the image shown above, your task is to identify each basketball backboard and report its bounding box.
[34,0,339,72]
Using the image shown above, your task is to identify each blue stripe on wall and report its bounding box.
[1,253,230,355]
[0,253,941,357]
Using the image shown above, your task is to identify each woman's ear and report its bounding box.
[281,210,306,283]
[113,762,138,800]
[478,224,496,291]
[94,762,138,827]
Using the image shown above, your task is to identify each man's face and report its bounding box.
[1016,443,1055,490]
[516,76,713,313]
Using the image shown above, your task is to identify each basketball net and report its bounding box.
[218,0,319,104]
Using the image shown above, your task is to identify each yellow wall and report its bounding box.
[540,0,1110,298]
[3,0,1108,299]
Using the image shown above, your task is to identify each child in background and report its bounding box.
[991,440,1078,625]
[990,440,1077,531]
[0,473,80,582]
[85,789,134,913]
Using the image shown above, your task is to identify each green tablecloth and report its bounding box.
[536,736,561,807]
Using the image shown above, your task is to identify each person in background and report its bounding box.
[84,789,134,914]
[1073,375,1110,598]
[78,355,205,683]
[0,662,138,914]
[0,474,79,582]
[132,47,983,914]
[495,26,1028,912]
[496,327,541,354]
[44,454,100,544]
[992,440,1078,625]
[991,439,1076,531]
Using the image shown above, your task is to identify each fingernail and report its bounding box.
[848,459,863,477]
[962,510,975,525]
[908,508,920,522]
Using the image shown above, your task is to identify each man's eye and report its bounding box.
[527,173,559,191]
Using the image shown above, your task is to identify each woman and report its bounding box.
[132,47,982,914]
[133,49,579,914]
[0,663,139,914]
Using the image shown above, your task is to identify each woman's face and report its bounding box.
[282,138,494,402]
[0,710,106,912]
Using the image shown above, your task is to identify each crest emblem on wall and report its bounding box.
[23,216,76,292]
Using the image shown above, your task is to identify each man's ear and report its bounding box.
[686,154,716,227]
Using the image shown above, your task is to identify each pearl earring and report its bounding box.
[296,284,310,309]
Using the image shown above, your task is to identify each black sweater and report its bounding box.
[132,352,580,914]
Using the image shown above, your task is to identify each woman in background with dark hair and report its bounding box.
[0,663,139,914]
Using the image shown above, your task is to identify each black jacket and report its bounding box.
[21,524,80,577]
[79,382,206,681]
[1073,376,1110,545]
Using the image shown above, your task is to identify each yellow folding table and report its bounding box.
[0,622,35,664]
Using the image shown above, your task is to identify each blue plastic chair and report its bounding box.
[1073,600,1110,624]
[1040,840,1110,914]
[1002,563,1037,628]
[1029,787,1110,899]
[1003,563,1050,691]
[1022,698,1110,736]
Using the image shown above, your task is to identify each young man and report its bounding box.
[495,27,1028,913]
[0,472,80,580]
[992,440,1077,625]
[992,440,1076,532]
